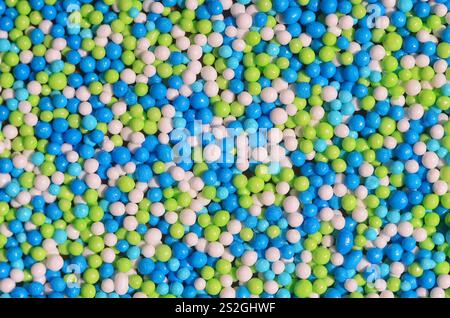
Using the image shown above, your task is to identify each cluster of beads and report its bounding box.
[0,0,449,298]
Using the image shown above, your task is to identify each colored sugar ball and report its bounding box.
[0,0,448,300]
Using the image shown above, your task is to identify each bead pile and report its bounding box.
[0,0,449,298]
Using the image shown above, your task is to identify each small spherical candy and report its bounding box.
[0,0,448,299]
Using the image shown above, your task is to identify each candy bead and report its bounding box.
[0,0,448,300]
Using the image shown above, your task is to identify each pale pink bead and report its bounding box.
[203,143,221,162]
[333,183,348,197]
[328,26,342,36]
[207,32,223,48]
[96,24,111,37]
[332,215,346,230]
[242,251,257,266]
[46,255,64,271]
[3,124,18,139]
[430,124,444,139]
[276,30,292,45]
[227,220,242,234]
[27,81,42,95]
[272,78,288,92]
[383,223,398,237]
[45,48,61,63]
[33,175,50,192]
[144,228,162,245]
[272,260,285,274]
[397,118,410,133]
[422,151,439,169]
[433,59,448,73]
[321,86,338,102]
[101,279,115,293]
[140,51,155,65]
[279,89,295,104]
[91,222,105,236]
[109,202,125,216]
[433,3,448,16]
[430,288,445,298]
[370,45,386,60]
[164,211,177,225]
[401,55,416,69]
[413,228,428,242]
[334,124,349,138]
[398,222,414,237]
[433,180,448,195]
[264,280,279,295]
[338,15,354,29]
[331,253,344,266]
[75,86,91,101]
[260,191,275,206]
[0,174,11,189]
[261,87,278,103]
[0,278,15,293]
[31,263,46,278]
[345,279,358,292]
[376,16,390,29]
[283,196,299,213]
[236,265,252,283]
[352,207,368,222]
[224,25,237,38]
[187,45,202,60]
[10,269,24,283]
[265,247,280,262]
[348,42,361,54]
[111,32,123,44]
[193,33,206,46]
[268,128,283,144]
[318,185,333,200]
[405,160,419,173]
[432,73,446,88]
[85,174,101,189]
[238,91,252,106]
[286,104,298,116]
[176,36,190,51]
[295,263,311,279]
[141,244,155,258]
[318,207,334,222]
[301,250,313,263]
[13,154,27,169]
[230,3,245,16]
[270,108,288,125]
[359,163,374,177]
[123,216,138,231]
[415,54,430,67]
[380,290,394,298]
[114,273,129,295]
[141,66,155,81]
[19,50,33,64]
[310,106,325,120]
[260,27,274,41]
[200,66,217,81]
[427,168,440,183]
[220,275,233,288]
[287,213,303,229]
[220,287,236,298]
[325,14,338,26]
[236,13,252,29]
[120,68,137,84]
[373,86,388,100]
[219,232,233,246]
[413,141,427,155]
[286,229,300,243]
[437,275,450,289]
